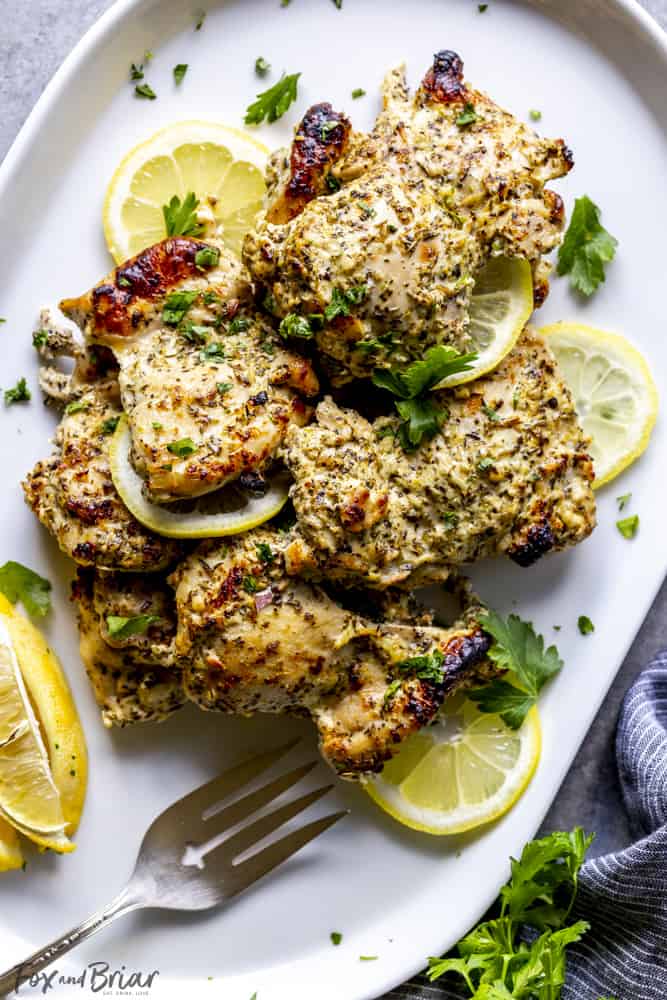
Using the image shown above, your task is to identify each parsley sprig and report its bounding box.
[428,828,594,998]
[244,72,301,125]
[372,346,477,451]
[469,611,563,729]
[0,561,52,617]
[106,614,159,640]
[162,192,205,238]
[557,195,618,296]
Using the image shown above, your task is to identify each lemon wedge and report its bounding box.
[103,121,269,263]
[435,256,534,389]
[0,817,23,872]
[0,594,87,837]
[109,416,289,539]
[365,698,541,835]
[0,616,72,853]
[540,322,658,488]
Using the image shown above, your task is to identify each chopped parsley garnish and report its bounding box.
[195,10,206,29]
[173,64,188,85]
[263,291,278,315]
[279,313,314,340]
[217,382,232,395]
[163,192,205,238]
[106,614,159,640]
[456,102,478,127]
[101,416,120,436]
[395,648,445,684]
[32,329,48,349]
[355,332,397,355]
[325,172,341,192]
[203,290,220,306]
[194,245,220,269]
[577,615,595,635]
[167,437,197,457]
[181,323,209,344]
[242,576,261,594]
[352,88,366,99]
[482,402,501,421]
[321,120,339,141]
[557,195,618,296]
[383,678,403,706]
[617,514,639,539]
[135,83,157,100]
[616,492,632,511]
[117,276,131,288]
[478,2,488,10]
[130,63,144,81]
[529,108,542,121]
[228,317,250,334]
[152,421,164,430]
[443,511,459,527]
[359,956,377,962]
[330,932,343,946]
[64,399,90,415]
[255,57,271,77]
[144,49,153,62]
[332,0,343,7]
[0,561,51,617]
[4,378,30,405]
[199,341,226,363]
[428,827,593,996]
[372,346,477,451]
[468,611,563,729]
[477,457,494,472]
[324,285,368,322]
[244,72,301,125]
[257,542,275,564]
[162,289,199,326]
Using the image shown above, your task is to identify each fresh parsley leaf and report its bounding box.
[469,611,563,729]
[216,382,232,395]
[152,421,164,430]
[163,192,205,238]
[255,57,271,77]
[557,195,618,296]
[244,72,301,125]
[395,647,445,684]
[352,87,366,99]
[32,329,48,349]
[101,416,120,436]
[0,318,5,325]
[64,399,90,415]
[321,120,339,141]
[4,378,30,405]
[195,10,206,29]
[578,615,595,635]
[194,245,220,269]
[199,341,226,363]
[173,64,188,85]
[616,492,632,511]
[167,437,197,457]
[478,2,489,10]
[326,172,341,192]
[243,575,261,594]
[228,317,250,334]
[162,289,199,325]
[106,614,159,640]
[396,397,445,450]
[256,542,275,564]
[181,323,209,344]
[0,561,52,617]
[324,285,368,322]
[130,62,144,81]
[477,457,494,473]
[456,102,478,127]
[530,108,542,121]
[330,931,343,946]
[279,313,314,340]
[135,83,157,100]
[617,514,639,539]
[483,402,501,421]
[117,276,131,288]
[383,678,403,706]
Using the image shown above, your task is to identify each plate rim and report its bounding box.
[1,2,666,998]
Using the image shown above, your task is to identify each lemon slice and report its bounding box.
[103,121,269,263]
[365,699,540,835]
[0,594,87,837]
[435,256,534,389]
[110,416,289,539]
[540,322,658,488]
[0,617,72,853]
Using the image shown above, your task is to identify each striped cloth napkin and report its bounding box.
[383,653,667,1000]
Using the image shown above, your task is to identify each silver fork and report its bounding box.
[0,741,345,996]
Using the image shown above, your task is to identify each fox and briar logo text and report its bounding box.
[18,963,159,995]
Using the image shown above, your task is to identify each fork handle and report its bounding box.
[0,885,143,996]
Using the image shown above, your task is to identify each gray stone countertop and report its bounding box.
[1,0,666,859]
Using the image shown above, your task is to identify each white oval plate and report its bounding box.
[0,1,666,998]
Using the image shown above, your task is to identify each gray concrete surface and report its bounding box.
[1,0,666,859]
